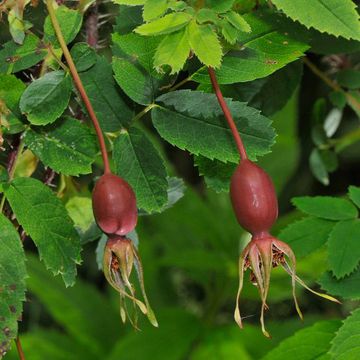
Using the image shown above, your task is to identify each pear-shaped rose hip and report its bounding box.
[230,159,278,237]
[92,173,137,235]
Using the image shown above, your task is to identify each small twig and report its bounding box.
[46,0,111,174]
[15,337,26,360]
[86,2,99,48]
[208,67,248,160]
[303,57,360,113]
[131,104,157,123]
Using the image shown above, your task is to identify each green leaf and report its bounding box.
[0,34,47,74]
[135,12,192,36]
[107,309,201,360]
[320,268,360,300]
[143,0,168,21]
[292,196,358,220]
[187,20,222,68]
[336,69,360,90]
[192,13,309,84]
[26,255,119,357]
[24,117,98,176]
[309,148,330,186]
[113,127,168,213]
[44,6,83,47]
[70,42,97,72]
[195,156,235,193]
[19,71,72,126]
[329,308,360,360]
[348,186,360,208]
[113,4,143,34]
[328,219,360,278]
[197,8,218,24]
[112,33,167,105]
[278,217,335,258]
[4,177,81,286]
[221,22,239,44]
[206,0,235,13]
[66,196,94,233]
[154,29,190,74]
[262,321,341,360]
[152,90,276,162]
[271,0,360,41]
[80,56,132,131]
[225,11,251,32]
[0,214,26,357]
[113,0,146,5]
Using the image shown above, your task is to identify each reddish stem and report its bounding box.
[15,336,26,360]
[207,67,248,160]
[46,0,111,174]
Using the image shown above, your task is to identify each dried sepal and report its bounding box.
[103,235,158,328]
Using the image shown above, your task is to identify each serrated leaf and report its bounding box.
[348,186,360,208]
[143,0,168,22]
[328,219,360,278]
[292,196,358,220]
[152,90,276,162]
[0,34,47,74]
[80,56,132,131]
[206,0,235,13]
[113,4,143,34]
[0,214,26,358]
[4,177,81,286]
[192,13,309,84]
[187,20,222,68]
[113,0,146,4]
[25,255,118,357]
[70,42,96,72]
[225,11,251,32]
[19,71,72,126]
[154,29,190,74]
[319,268,360,300]
[262,321,341,360]
[113,127,168,212]
[196,8,218,24]
[278,217,335,258]
[66,196,94,233]
[329,308,360,360]
[221,22,239,44]
[44,6,83,47]
[271,0,360,41]
[135,12,192,36]
[24,117,98,176]
[112,33,167,105]
[195,156,235,193]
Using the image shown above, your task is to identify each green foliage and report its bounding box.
[80,56,132,131]
[271,0,360,41]
[19,71,72,126]
[329,308,360,360]
[0,34,47,74]
[113,127,168,213]
[143,0,168,22]
[152,90,276,162]
[192,13,309,84]
[0,215,26,357]
[44,6,83,47]
[70,43,97,72]
[328,219,360,278]
[112,32,166,105]
[24,117,98,176]
[292,196,358,220]
[262,321,341,360]
[348,186,360,208]
[4,178,81,286]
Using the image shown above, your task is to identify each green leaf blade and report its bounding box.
[152,90,276,162]
[113,127,168,213]
[272,0,360,41]
[4,177,81,286]
[143,0,168,22]
[19,71,72,126]
[292,196,358,220]
[348,185,360,208]
[328,219,360,278]
[24,117,98,176]
[0,214,27,357]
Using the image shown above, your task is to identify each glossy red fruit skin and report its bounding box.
[92,173,137,236]
[230,160,278,237]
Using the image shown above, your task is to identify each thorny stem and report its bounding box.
[86,1,99,48]
[303,57,360,113]
[46,0,111,174]
[15,336,26,360]
[208,67,248,160]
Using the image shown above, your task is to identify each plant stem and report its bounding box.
[303,57,360,113]
[45,0,111,174]
[15,336,26,360]
[207,67,248,160]
[132,104,157,123]
[334,127,360,153]
[0,137,25,213]
[168,76,191,92]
